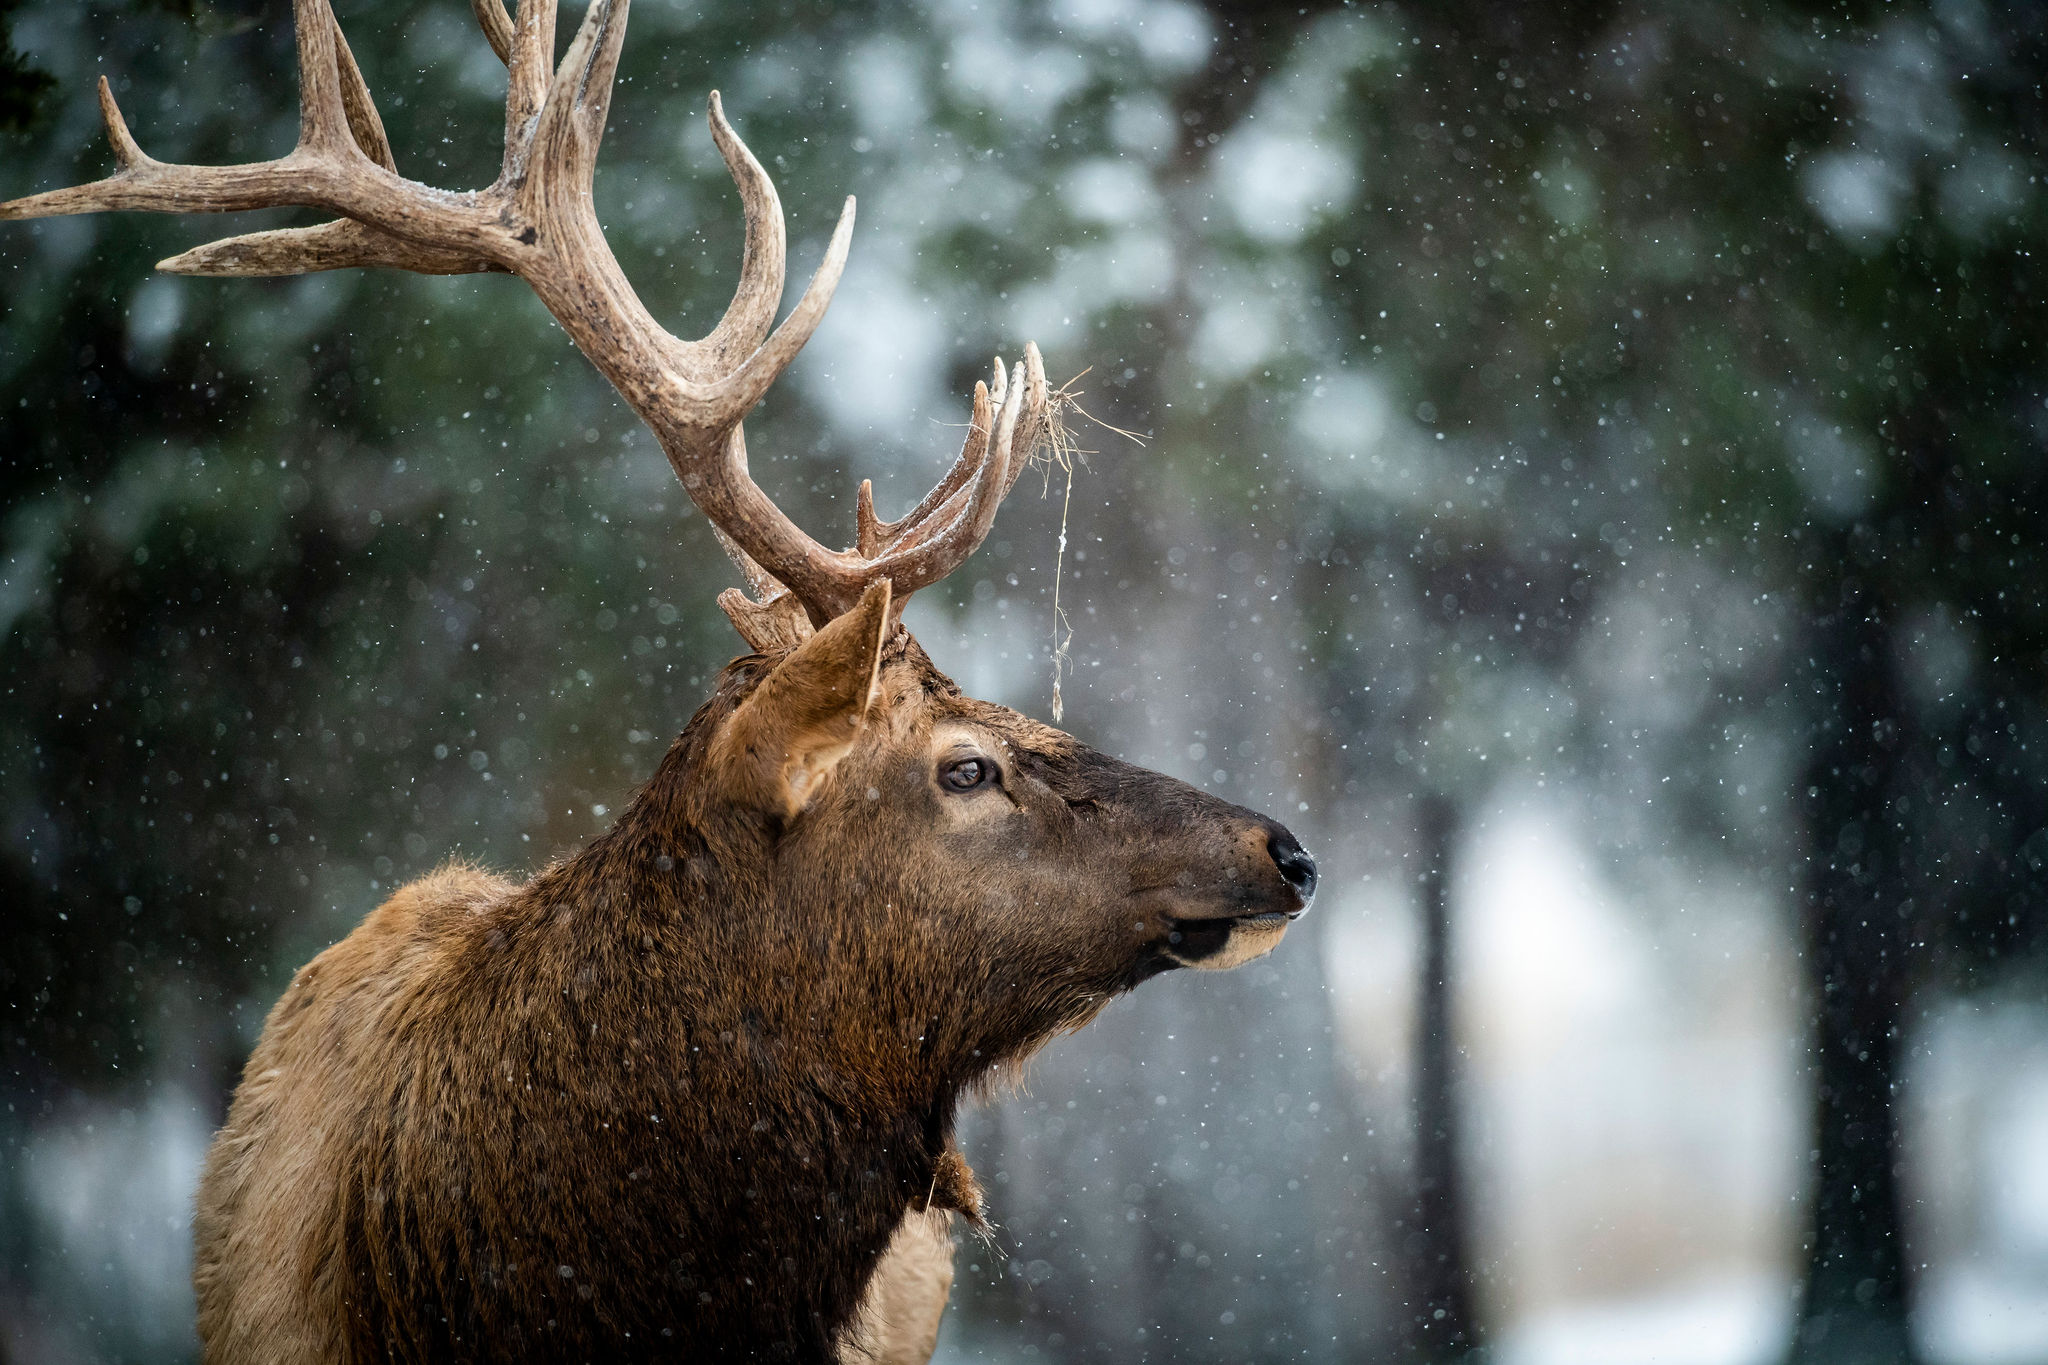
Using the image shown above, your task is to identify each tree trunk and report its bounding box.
[1405,791,1481,1360]
[1790,556,1919,1365]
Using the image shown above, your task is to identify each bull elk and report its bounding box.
[1,1,1320,1360]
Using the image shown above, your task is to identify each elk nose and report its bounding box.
[1267,830,1318,903]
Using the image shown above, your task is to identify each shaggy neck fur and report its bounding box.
[343,645,1057,1363]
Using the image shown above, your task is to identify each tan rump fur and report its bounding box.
[193,865,517,1364]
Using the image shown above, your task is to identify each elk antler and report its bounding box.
[0,0,1050,650]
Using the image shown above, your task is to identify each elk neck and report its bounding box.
[508,656,1009,1135]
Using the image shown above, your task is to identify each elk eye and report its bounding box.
[940,757,993,792]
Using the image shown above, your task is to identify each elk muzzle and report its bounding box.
[1135,819,1317,974]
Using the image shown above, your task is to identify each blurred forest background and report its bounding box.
[2,0,2046,1361]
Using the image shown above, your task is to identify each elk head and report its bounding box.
[656,579,1318,1089]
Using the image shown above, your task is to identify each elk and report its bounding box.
[1,2,1319,1360]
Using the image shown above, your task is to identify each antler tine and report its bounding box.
[866,344,1047,559]
[524,0,631,207]
[332,19,397,173]
[862,349,1041,599]
[0,75,270,219]
[1003,341,1051,497]
[855,482,883,559]
[160,219,499,277]
[700,196,855,423]
[96,74,147,171]
[498,0,559,174]
[856,380,996,555]
[292,0,359,159]
[698,94,789,373]
[471,0,517,65]
[571,0,631,145]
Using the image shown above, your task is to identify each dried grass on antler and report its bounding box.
[0,0,1051,651]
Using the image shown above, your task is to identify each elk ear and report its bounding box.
[710,579,893,820]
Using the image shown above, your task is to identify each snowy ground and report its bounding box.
[1491,1274,1794,1365]
[1484,1269,2048,1365]
[1917,1266,2048,1365]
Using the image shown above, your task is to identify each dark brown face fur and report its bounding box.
[259,609,1313,1364]
[786,636,1317,1021]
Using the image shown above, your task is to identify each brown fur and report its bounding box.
[192,594,1314,1363]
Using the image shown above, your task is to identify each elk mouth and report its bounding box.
[1124,833,1314,980]
[1153,905,1301,974]
[1221,908,1298,928]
